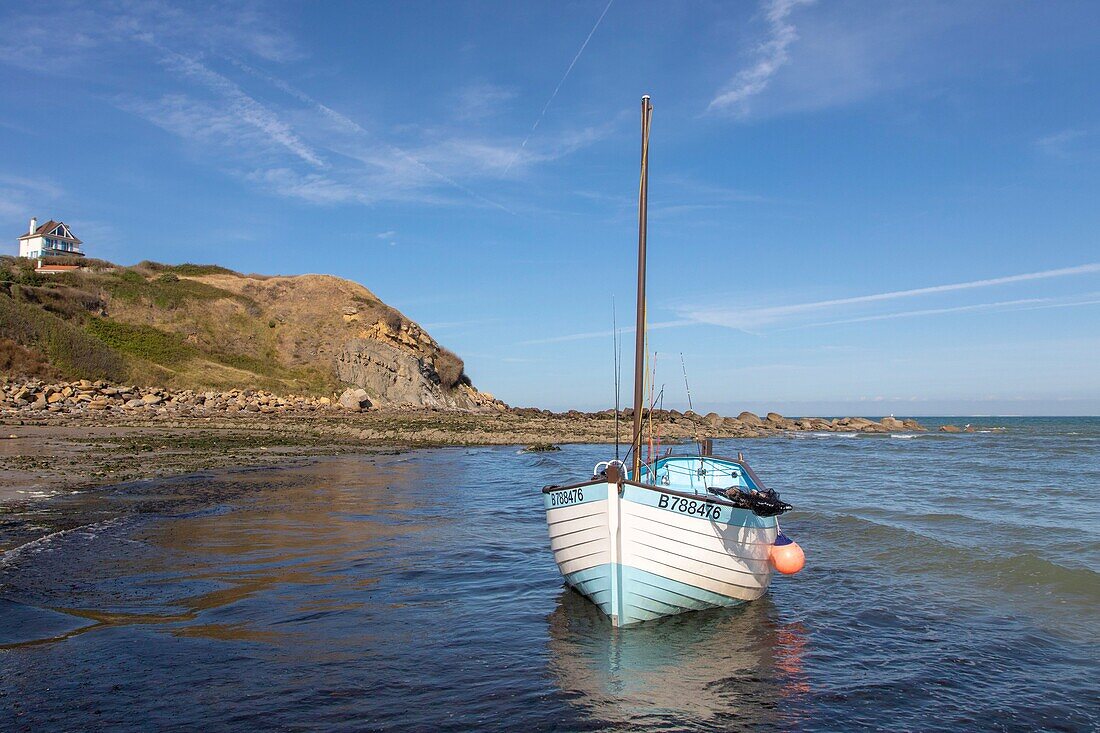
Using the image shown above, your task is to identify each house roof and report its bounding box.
[17,219,82,244]
[34,264,83,273]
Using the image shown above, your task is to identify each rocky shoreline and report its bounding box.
[2,379,922,434]
[1,378,935,504]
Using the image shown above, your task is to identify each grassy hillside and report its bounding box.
[0,256,468,397]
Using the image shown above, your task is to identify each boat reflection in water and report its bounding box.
[547,587,810,729]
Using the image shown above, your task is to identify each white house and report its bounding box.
[17,217,85,259]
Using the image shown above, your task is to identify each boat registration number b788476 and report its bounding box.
[549,488,585,507]
[658,494,723,521]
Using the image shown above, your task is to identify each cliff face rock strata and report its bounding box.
[335,339,500,410]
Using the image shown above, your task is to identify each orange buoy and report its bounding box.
[771,532,805,575]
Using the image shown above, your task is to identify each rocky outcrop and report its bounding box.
[0,377,502,416]
[765,412,795,429]
[738,411,764,427]
[1,379,340,415]
[0,257,505,412]
[334,339,503,411]
[338,387,372,412]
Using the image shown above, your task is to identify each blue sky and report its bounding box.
[1,0,1098,415]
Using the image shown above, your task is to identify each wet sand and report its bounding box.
[0,410,727,502]
[0,407,926,504]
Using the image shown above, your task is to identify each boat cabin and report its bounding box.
[633,454,759,496]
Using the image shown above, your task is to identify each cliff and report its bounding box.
[0,257,500,410]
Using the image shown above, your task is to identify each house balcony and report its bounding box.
[40,245,84,258]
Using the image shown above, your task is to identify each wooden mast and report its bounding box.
[631,95,653,478]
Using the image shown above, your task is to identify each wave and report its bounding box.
[791,510,1099,602]
[0,517,125,570]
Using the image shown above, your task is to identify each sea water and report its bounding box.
[1,418,1097,731]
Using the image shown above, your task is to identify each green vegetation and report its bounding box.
[0,260,43,287]
[100,268,243,309]
[85,318,195,367]
[0,294,127,381]
[138,261,237,277]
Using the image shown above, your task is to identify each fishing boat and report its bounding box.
[542,96,804,627]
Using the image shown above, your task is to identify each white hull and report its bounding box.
[545,458,777,626]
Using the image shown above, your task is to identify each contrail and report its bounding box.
[524,262,1100,342]
[504,0,614,174]
[686,262,1100,328]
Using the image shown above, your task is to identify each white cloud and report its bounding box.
[153,50,326,169]
[708,0,814,114]
[1,2,616,215]
[376,230,396,239]
[521,320,693,345]
[1036,129,1087,159]
[454,83,516,120]
[245,168,368,206]
[0,1,300,73]
[0,175,63,223]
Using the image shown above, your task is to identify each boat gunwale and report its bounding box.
[542,453,772,511]
[619,479,739,508]
[541,477,607,494]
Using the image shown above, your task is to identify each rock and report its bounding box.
[338,387,372,412]
[738,411,763,427]
[523,443,561,452]
[940,424,961,433]
[335,338,483,409]
[704,412,724,429]
[142,394,163,405]
[765,412,795,429]
[880,416,905,430]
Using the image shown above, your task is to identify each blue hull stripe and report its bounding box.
[564,562,745,626]
[544,482,608,510]
[563,563,613,617]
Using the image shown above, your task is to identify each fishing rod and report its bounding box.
[680,352,693,414]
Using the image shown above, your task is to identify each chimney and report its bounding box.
[29,217,37,235]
